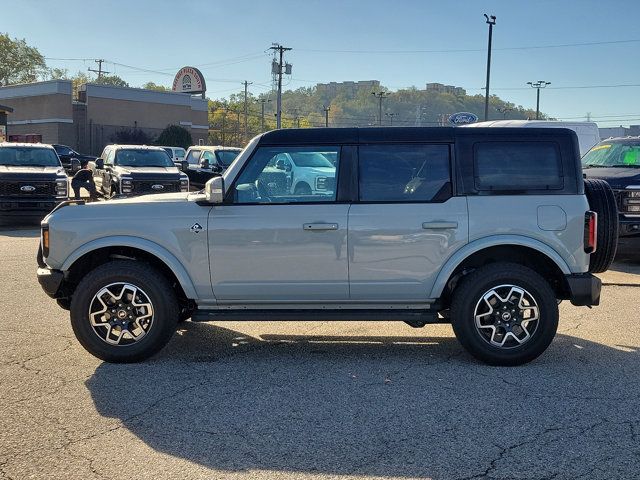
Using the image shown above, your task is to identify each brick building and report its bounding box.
[0,80,209,154]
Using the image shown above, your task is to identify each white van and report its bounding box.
[463,120,600,157]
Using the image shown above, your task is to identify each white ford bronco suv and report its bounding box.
[36,127,618,366]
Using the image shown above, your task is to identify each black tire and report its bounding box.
[70,260,179,363]
[294,183,312,195]
[450,262,559,366]
[584,178,618,273]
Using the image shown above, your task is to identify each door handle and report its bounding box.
[303,223,339,231]
[422,221,458,230]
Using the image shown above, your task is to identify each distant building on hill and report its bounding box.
[316,80,381,96]
[425,83,466,96]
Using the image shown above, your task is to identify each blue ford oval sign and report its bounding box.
[448,112,478,125]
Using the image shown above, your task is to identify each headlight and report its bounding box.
[55,179,67,196]
[180,177,189,192]
[315,176,328,190]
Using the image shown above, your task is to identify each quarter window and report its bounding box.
[233,146,340,204]
[358,144,451,202]
[474,142,563,191]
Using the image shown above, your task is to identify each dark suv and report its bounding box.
[0,143,68,222]
[93,144,189,197]
[583,137,640,254]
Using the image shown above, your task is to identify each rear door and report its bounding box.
[348,143,468,301]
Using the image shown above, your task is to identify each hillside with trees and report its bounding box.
[207,83,547,146]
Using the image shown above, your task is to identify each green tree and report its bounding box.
[0,33,47,85]
[95,74,129,87]
[155,125,192,149]
[142,81,170,92]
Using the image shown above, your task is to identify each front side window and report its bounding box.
[474,142,563,191]
[0,147,61,167]
[201,151,216,166]
[54,145,73,156]
[186,149,202,165]
[114,149,174,167]
[358,144,451,202]
[233,146,340,204]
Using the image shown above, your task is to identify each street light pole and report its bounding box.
[527,81,551,120]
[323,105,330,127]
[385,112,397,126]
[483,14,496,121]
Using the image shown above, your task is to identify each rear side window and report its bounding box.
[474,142,562,191]
[358,144,451,202]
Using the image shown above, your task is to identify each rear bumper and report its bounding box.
[37,267,65,298]
[565,273,601,306]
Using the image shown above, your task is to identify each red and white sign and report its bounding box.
[172,67,206,94]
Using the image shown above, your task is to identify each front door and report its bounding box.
[208,145,349,303]
[348,144,468,302]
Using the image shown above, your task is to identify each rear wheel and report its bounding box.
[584,178,618,273]
[451,262,559,366]
[70,260,179,362]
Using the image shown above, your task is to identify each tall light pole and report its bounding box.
[496,106,513,119]
[323,105,331,127]
[242,80,252,143]
[371,91,390,126]
[385,112,397,126]
[483,14,496,121]
[256,98,271,132]
[527,81,551,120]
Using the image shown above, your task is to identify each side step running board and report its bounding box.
[190,309,445,323]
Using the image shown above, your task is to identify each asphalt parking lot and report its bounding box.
[1,227,639,480]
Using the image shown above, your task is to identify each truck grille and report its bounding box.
[132,181,180,194]
[614,189,640,214]
[0,181,56,197]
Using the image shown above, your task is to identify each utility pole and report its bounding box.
[256,99,271,132]
[527,80,551,120]
[483,14,496,121]
[242,80,252,144]
[371,91,390,126]
[323,105,331,127]
[269,44,292,129]
[88,59,110,80]
[385,112,397,126]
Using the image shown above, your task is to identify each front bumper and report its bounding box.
[0,198,62,216]
[565,273,601,307]
[37,267,65,298]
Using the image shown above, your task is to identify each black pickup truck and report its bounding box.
[52,144,96,172]
[0,143,69,222]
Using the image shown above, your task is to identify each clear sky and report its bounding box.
[3,0,640,126]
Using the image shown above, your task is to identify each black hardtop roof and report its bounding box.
[257,126,578,145]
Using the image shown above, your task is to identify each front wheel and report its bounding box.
[70,260,179,362]
[450,263,559,366]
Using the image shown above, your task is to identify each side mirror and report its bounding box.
[70,158,81,172]
[205,175,225,204]
[276,159,286,170]
[212,164,222,173]
[180,160,189,172]
[200,159,210,169]
[95,158,104,170]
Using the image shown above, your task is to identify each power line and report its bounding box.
[296,38,640,54]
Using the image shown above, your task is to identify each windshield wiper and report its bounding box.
[583,164,607,168]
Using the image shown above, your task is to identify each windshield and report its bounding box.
[582,142,640,168]
[289,152,334,168]
[215,150,240,166]
[0,147,61,167]
[115,149,174,167]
